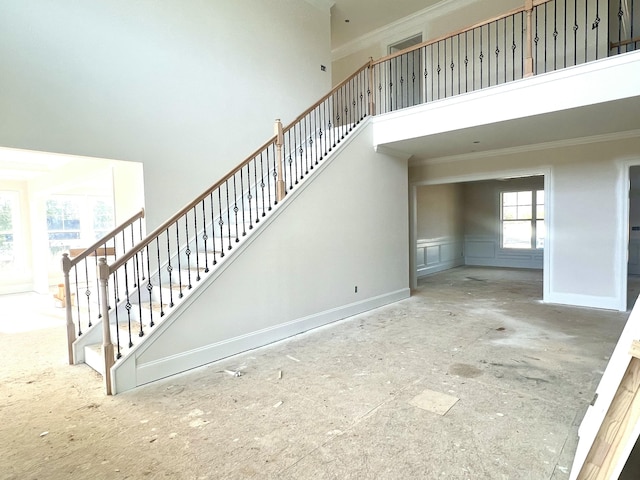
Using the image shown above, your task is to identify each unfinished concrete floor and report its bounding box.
[0,267,636,479]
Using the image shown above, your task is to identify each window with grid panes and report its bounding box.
[501,190,545,249]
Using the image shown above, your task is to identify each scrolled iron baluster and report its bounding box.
[135,253,144,336]
[175,220,183,298]
[208,193,218,267]
[146,244,155,327]
[165,228,174,307]
[184,214,193,289]
[193,205,201,281]
[113,275,121,359]
[73,265,82,336]
[200,201,209,273]
[123,263,133,348]
[154,239,164,317]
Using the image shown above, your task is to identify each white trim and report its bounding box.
[121,288,410,392]
[303,0,334,13]
[543,292,623,311]
[409,184,417,289]
[410,129,640,167]
[331,0,477,61]
[374,144,413,161]
[411,166,550,187]
[619,158,640,312]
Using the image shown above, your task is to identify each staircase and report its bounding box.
[64,0,638,394]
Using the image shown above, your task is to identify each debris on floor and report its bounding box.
[409,389,459,416]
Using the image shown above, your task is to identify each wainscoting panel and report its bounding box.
[417,236,464,277]
[464,235,543,269]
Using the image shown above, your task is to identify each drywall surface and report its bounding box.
[411,136,640,310]
[416,183,464,240]
[114,122,410,390]
[0,0,332,229]
[461,177,544,269]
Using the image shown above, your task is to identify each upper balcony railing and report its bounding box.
[370,0,638,114]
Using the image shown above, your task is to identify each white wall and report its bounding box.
[112,121,411,391]
[0,0,332,229]
[415,183,464,276]
[462,177,544,269]
[410,136,640,311]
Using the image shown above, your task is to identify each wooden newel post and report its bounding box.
[524,0,534,77]
[98,258,114,395]
[274,119,286,202]
[61,253,75,365]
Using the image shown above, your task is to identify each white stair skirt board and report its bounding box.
[570,294,640,479]
[107,120,379,394]
[112,288,410,394]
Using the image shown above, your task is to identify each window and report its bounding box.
[46,195,114,263]
[0,192,18,270]
[501,189,545,249]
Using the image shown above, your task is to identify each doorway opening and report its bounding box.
[411,174,547,301]
[0,147,145,295]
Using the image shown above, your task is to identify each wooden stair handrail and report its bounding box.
[109,63,372,275]
[65,207,145,270]
[282,61,371,134]
[371,0,553,67]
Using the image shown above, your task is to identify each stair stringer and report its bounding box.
[111,118,412,394]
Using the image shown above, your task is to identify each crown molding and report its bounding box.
[331,0,477,62]
[304,0,335,13]
[409,129,640,167]
[374,144,413,161]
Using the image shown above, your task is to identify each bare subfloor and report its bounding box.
[0,267,634,479]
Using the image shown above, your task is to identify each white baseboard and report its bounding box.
[544,292,624,312]
[113,288,410,393]
[417,258,464,277]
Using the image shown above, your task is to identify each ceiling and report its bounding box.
[380,96,640,163]
[330,0,442,49]
[0,148,72,182]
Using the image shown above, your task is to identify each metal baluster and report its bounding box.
[95,248,101,318]
[113,275,121,358]
[83,258,92,327]
[165,228,174,307]
[184,213,193,289]
[584,0,588,63]
[512,15,517,80]
[593,0,600,60]
[135,253,144,337]
[154,240,164,318]
[74,265,81,336]
[436,42,441,99]
[175,221,183,298]
[250,158,259,224]
[193,205,201,281]
[208,194,218,267]
[145,245,155,327]
[465,31,469,92]
[257,155,265,217]
[123,263,133,347]
[480,25,484,87]
[200,201,209,273]
[450,36,455,95]
[316,108,323,162]
[553,0,558,70]
[472,29,476,90]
